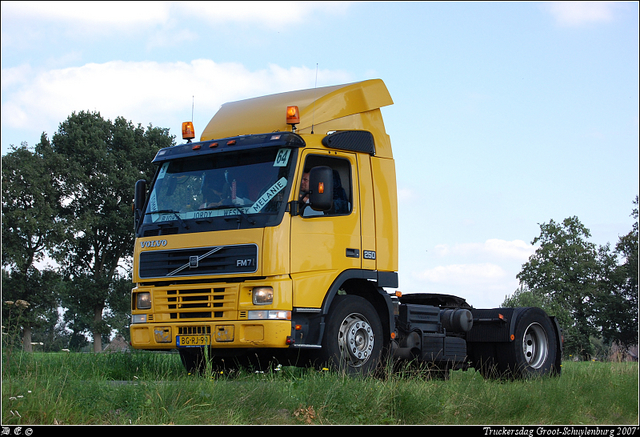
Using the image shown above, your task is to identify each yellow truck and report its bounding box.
[130,79,562,378]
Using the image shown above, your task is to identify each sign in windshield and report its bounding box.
[143,147,295,228]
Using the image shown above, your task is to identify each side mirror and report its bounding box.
[308,166,333,212]
[134,179,147,228]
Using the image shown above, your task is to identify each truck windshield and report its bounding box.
[140,147,296,234]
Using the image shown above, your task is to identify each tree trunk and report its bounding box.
[93,305,103,352]
[22,326,33,352]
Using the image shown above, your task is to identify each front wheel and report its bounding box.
[315,295,384,375]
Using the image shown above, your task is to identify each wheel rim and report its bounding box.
[522,322,549,369]
[337,313,375,368]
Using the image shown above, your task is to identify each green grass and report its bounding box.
[2,351,638,425]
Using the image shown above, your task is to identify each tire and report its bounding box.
[315,295,383,376]
[497,307,559,379]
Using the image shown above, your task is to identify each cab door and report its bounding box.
[290,150,361,308]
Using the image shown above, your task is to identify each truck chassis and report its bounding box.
[178,289,562,379]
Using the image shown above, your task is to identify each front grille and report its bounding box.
[154,285,237,321]
[178,326,212,335]
[138,244,258,279]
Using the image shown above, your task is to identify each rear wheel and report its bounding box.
[498,308,558,378]
[522,321,550,369]
[315,295,383,375]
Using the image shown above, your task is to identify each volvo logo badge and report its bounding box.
[140,239,168,248]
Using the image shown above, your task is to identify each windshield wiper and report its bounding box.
[198,204,256,226]
[145,209,189,229]
[230,207,256,226]
[199,204,233,211]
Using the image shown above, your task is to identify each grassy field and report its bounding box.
[2,351,638,425]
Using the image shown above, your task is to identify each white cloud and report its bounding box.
[1,2,350,52]
[414,263,507,285]
[2,1,172,27]
[407,261,519,308]
[397,187,416,203]
[2,1,349,31]
[545,2,616,27]
[1,60,351,146]
[146,28,199,50]
[434,239,535,261]
[180,2,350,28]
[402,239,536,307]
[1,64,32,92]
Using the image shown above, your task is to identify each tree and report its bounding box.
[1,269,61,352]
[516,216,600,359]
[105,272,135,342]
[614,196,639,346]
[512,202,639,360]
[594,197,638,349]
[2,140,63,273]
[1,140,64,351]
[46,111,174,352]
[502,284,572,335]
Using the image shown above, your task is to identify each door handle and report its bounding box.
[346,248,360,258]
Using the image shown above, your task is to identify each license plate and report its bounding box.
[177,335,211,347]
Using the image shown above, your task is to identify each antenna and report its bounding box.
[311,63,318,134]
[191,95,195,122]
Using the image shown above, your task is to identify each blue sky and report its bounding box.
[2,2,638,308]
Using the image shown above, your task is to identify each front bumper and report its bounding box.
[130,319,293,350]
[130,276,294,350]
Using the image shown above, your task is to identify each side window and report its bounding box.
[300,155,352,217]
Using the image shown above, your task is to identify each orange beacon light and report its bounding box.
[182,121,195,142]
[286,106,300,131]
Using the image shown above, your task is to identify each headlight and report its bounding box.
[252,287,273,305]
[137,292,151,309]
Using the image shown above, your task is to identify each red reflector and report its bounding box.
[209,142,218,148]
[227,140,236,146]
[192,144,201,150]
